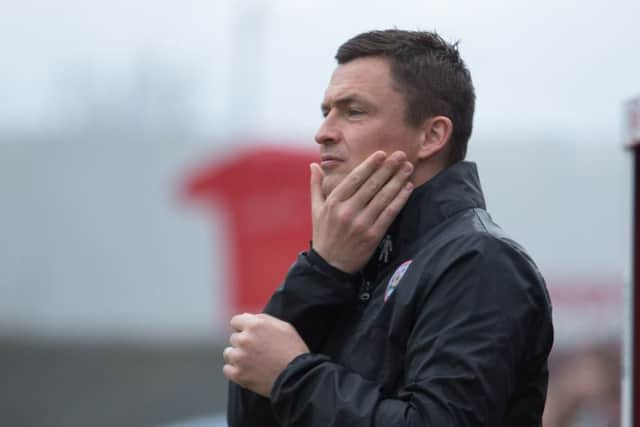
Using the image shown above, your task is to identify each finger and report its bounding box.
[309,163,325,216]
[222,346,235,364]
[255,313,276,321]
[229,332,242,348]
[223,363,240,382]
[360,161,413,222]
[350,151,408,208]
[230,313,256,332]
[255,313,290,331]
[330,151,386,201]
[369,181,414,237]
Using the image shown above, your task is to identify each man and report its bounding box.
[223,29,553,426]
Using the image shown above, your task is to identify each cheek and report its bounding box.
[343,121,418,165]
[347,126,391,160]
[371,126,420,159]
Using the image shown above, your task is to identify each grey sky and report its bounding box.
[2,0,639,145]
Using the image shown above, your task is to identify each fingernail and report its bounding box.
[405,182,414,191]
[403,163,413,173]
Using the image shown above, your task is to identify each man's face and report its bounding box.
[316,56,423,196]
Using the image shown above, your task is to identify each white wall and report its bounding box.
[0,141,231,341]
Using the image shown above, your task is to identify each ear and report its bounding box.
[416,115,453,161]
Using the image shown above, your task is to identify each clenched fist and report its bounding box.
[223,313,309,398]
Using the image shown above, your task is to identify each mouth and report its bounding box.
[320,154,343,169]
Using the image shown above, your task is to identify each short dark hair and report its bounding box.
[336,30,475,165]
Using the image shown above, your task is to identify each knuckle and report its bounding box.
[348,173,362,186]
[249,316,262,328]
[284,321,297,334]
[376,192,393,207]
[257,315,269,327]
[382,205,400,221]
[280,322,292,334]
[385,200,399,213]
[337,207,354,223]
[325,196,339,210]
[352,218,368,234]
[236,333,249,347]
[367,178,382,192]
[362,229,378,242]
[234,349,247,364]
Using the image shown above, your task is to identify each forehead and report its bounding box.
[323,56,398,102]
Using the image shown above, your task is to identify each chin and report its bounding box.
[321,173,343,198]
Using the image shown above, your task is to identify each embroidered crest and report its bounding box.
[384,260,412,302]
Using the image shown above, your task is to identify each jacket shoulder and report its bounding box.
[413,208,551,314]
[426,208,536,265]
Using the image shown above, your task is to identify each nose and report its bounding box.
[314,114,341,146]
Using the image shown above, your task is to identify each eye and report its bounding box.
[347,109,364,117]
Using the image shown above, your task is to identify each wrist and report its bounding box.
[310,244,357,273]
[306,249,360,279]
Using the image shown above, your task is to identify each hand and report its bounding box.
[310,151,414,273]
[223,313,309,398]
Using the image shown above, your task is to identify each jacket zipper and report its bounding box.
[358,279,372,303]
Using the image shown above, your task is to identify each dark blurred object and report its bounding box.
[543,341,621,427]
[0,337,227,427]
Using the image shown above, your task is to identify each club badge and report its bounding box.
[384,260,412,303]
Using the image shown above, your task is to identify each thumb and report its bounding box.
[309,163,325,215]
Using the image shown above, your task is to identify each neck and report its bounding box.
[411,160,447,187]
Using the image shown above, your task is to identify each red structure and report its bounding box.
[183,145,318,314]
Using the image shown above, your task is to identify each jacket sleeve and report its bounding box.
[269,237,553,427]
[227,250,359,427]
[264,249,360,351]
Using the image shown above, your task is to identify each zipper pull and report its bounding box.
[359,280,372,302]
[378,235,393,263]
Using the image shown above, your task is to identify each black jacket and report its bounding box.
[228,161,553,427]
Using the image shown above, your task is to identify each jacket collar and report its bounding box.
[370,161,486,271]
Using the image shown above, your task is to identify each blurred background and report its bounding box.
[1,0,638,426]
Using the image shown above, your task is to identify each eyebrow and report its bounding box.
[320,94,369,113]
